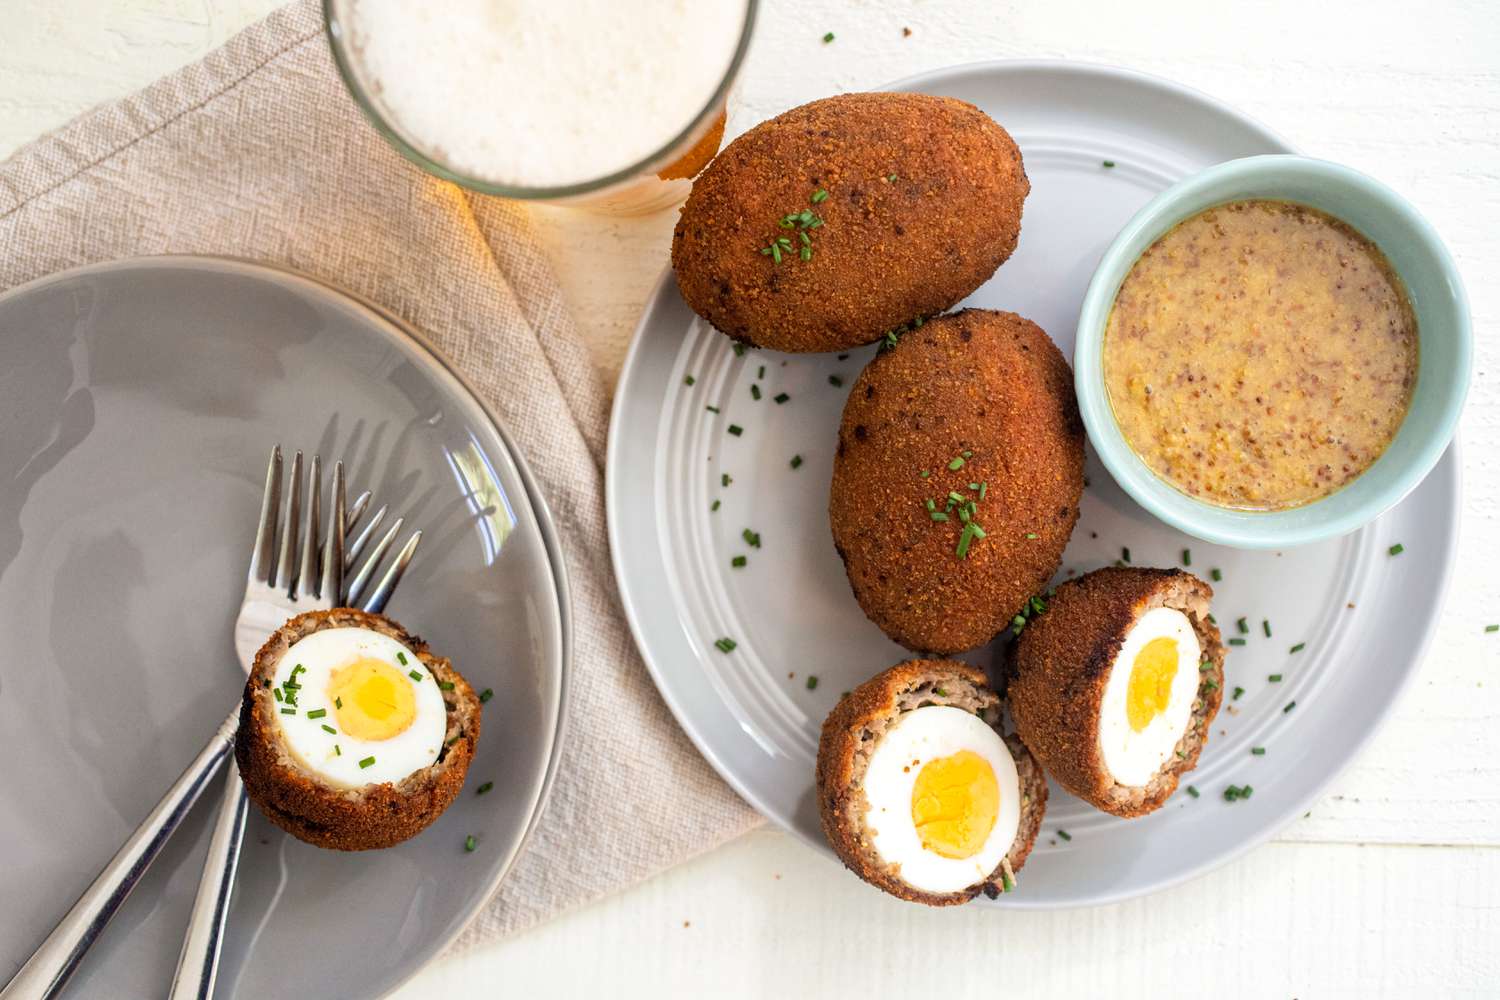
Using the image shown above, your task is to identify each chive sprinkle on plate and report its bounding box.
[464,834,477,853]
[1487,625,1500,633]
[790,454,803,469]
[822,30,834,43]
[727,424,743,437]
[479,688,494,703]
[1262,619,1272,638]
[1056,829,1072,841]
[1186,785,1200,798]
[1388,543,1405,556]
[359,756,376,769]
[476,781,494,796]
[828,374,844,387]
[1236,617,1249,634]
[773,392,790,404]
[805,675,818,690]
[1210,567,1223,582]
[1289,642,1306,654]
[714,637,737,653]
[731,555,747,568]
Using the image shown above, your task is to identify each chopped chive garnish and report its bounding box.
[1186,785,1200,798]
[1182,548,1192,566]
[1268,673,1284,682]
[1289,642,1306,654]
[948,456,965,471]
[1121,546,1131,563]
[439,680,455,690]
[1283,701,1297,713]
[334,744,341,756]
[359,756,375,769]
[920,470,930,478]
[1262,619,1272,637]
[806,676,818,690]
[1210,568,1223,582]
[1102,160,1116,168]
[727,424,743,436]
[446,734,461,746]
[822,30,834,42]
[273,687,282,702]
[1056,829,1072,841]
[476,781,494,796]
[710,500,721,512]
[263,678,271,688]
[790,454,803,469]
[280,707,296,715]
[1233,686,1245,700]
[925,498,937,511]
[714,637,737,653]
[828,375,844,387]
[307,708,327,719]
[722,473,732,487]
[1207,613,1216,624]
[929,512,949,522]
[750,384,762,401]
[773,392,789,404]
[1251,747,1266,756]
[409,669,423,682]
[757,365,766,379]
[479,688,494,703]
[1200,660,1214,672]
[464,835,477,852]
[743,529,761,548]
[1203,678,1219,689]
[1237,617,1249,634]
[397,651,408,666]
[335,697,343,709]
[733,343,747,357]
[1025,532,1038,539]
[1228,638,1246,646]
[321,724,337,734]
[1486,625,1499,633]
[684,374,696,386]
[731,555,747,568]
[1388,543,1404,556]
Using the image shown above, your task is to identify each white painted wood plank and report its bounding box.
[397,827,1500,999]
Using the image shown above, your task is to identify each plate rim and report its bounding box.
[606,59,1464,908]
[0,253,574,994]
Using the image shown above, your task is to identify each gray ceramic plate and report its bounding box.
[607,61,1461,907]
[0,257,569,997]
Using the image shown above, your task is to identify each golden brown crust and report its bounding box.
[235,609,481,851]
[1009,567,1225,818]
[829,309,1085,653]
[815,660,1047,906]
[671,92,1028,353]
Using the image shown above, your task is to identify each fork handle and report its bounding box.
[1,708,239,1000]
[167,763,249,1000]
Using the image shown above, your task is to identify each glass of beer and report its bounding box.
[324,0,756,215]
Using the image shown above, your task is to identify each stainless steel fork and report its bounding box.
[2,446,421,1000]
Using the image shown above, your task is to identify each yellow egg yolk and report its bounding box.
[328,657,417,741]
[910,750,1000,859]
[1126,636,1180,732]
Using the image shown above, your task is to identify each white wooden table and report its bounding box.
[4,1,1497,996]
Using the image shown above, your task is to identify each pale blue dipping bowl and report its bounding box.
[1075,155,1471,549]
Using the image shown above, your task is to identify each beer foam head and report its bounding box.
[339,0,746,188]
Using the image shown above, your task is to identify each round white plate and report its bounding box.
[0,257,569,994]
[606,61,1460,907]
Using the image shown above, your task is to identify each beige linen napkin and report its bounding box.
[0,0,760,945]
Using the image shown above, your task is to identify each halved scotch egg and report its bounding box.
[236,608,480,850]
[1008,567,1224,817]
[816,661,1047,905]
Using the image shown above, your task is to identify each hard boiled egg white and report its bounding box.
[862,705,1020,896]
[270,627,448,788]
[1098,606,1202,787]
